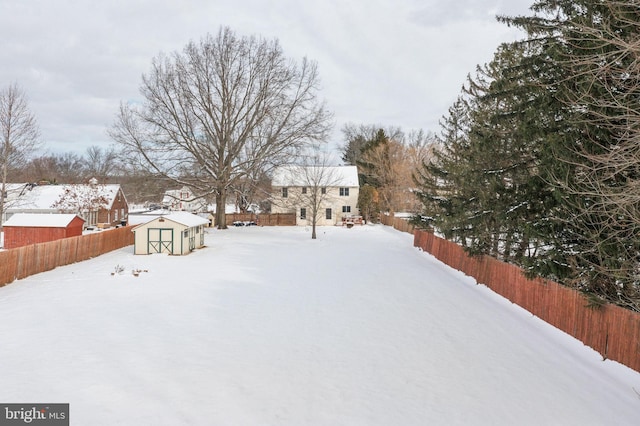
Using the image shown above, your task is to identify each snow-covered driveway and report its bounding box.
[0,225,638,425]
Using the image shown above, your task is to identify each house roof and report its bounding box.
[7,183,124,211]
[132,212,209,230]
[271,165,359,187]
[3,183,31,195]
[3,213,84,228]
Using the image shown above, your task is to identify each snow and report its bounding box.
[0,225,638,425]
[2,213,82,227]
[272,165,359,187]
[130,211,209,229]
[8,184,122,210]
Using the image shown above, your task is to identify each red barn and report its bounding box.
[2,213,85,249]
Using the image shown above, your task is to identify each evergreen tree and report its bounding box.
[414,97,474,246]
[502,0,640,310]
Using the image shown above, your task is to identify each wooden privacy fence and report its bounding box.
[0,226,135,287]
[413,229,640,373]
[217,213,296,227]
[257,213,296,226]
[380,214,416,233]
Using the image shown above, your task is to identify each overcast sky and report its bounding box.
[0,0,534,156]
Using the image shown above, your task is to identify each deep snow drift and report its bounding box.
[0,225,638,425]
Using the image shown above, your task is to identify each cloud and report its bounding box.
[0,0,533,154]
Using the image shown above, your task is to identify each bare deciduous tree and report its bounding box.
[110,27,333,229]
[342,125,435,215]
[0,83,40,228]
[84,145,119,182]
[359,134,416,214]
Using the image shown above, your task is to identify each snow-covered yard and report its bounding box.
[0,225,638,425]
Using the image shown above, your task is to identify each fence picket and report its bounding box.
[407,226,640,374]
[0,226,134,287]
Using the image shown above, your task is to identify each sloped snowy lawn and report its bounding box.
[0,225,638,425]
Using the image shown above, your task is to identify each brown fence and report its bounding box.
[218,213,296,227]
[380,214,415,233]
[412,229,640,373]
[0,226,135,287]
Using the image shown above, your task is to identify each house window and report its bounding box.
[282,187,288,198]
[342,206,351,213]
[340,187,349,196]
[114,209,119,221]
[326,208,332,220]
[321,187,326,194]
[300,208,306,219]
[302,187,307,194]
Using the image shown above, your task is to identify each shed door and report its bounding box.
[148,228,173,254]
[188,230,196,251]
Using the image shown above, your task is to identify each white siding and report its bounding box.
[271,166,360,226]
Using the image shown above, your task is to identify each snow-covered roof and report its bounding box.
[127,210,172,226]
[7,183,124,210]
[271,165,359,187]
[1,183,37,204]
[2,183,30,194]
[132,212,209,230]
[3,213,84,228]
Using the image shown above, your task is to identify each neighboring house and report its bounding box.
[3,213,85,249]
[271,165,360,226]
[162,186,208,212]
[131,211,209,255]
[4,179,129,228]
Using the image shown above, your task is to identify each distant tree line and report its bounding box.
[3,145,170,205]
[339,123,436,222]
[413,0,640,311]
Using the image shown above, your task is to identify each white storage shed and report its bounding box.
[131,212,209,255]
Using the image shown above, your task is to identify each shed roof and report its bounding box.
[3,213,84,228]
[271,165,359,187]
[132,212,209,230]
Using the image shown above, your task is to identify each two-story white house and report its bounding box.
[271,165,360,226]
